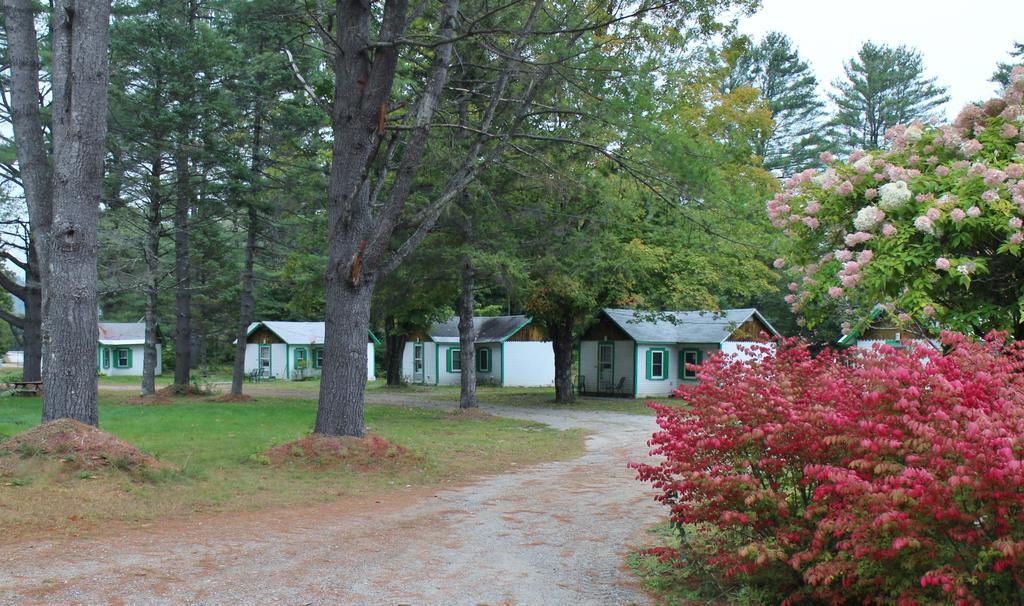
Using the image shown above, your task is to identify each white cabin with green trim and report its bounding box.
[579,308,779,398]
[243,321,379,381]
[837,307,936,350]
[400,315,554,387]
[97,322,162,377]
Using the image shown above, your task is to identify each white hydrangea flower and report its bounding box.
[853,205,885,231]
[878,181,912,210]
[852,154,874,173]
[905,124,923,142]
[914,215,935,235]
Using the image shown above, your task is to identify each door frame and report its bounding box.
[597,341,615,392]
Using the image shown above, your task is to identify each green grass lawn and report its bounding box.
[371,383,679,415]
[0,394,585,540]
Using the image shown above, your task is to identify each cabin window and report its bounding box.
[447,348,462,373]
[477,348,491,373]
[313,348,324,369]
[102,348,110,369]
[114,348,131,369]
[294,348,307,367]
[680,349,703,380]
[646,348,668,380]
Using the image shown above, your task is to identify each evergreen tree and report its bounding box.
[829,42,949,151]
[726,32,830,176]
[992,41,1024,87]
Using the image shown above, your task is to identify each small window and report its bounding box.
[313,348,324,369]
[115,348,131,369]
[647,348,667,380]
[448,348,462,373]
[477,348,491,373]
[680,349,702,380]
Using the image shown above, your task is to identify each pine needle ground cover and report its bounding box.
[0,395,585,540]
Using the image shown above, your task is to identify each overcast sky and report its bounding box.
[737,0,1024,119]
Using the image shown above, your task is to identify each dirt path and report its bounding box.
[0,401,663,605]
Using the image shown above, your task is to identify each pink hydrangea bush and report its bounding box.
[770,67,1024,338]
[633,335,1024,605]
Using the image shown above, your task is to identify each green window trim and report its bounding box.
[114,347,132,369]
[477,348,491,373]
[312,347,324,369]
[293,347,308,368]
[680,348,703,380]
[646,347,668,381]
[102,348,111,369]
[446,347,462,373]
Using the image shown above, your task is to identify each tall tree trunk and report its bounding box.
[230,88,263,396]
[42,0,111,425]
[549,314,576,403]
[230,205,258,396]
[315,278,374,437]
[458,256,478,409]
[4,0,54,385]
[384,316,405,386]
[141,155,163,396]
[21,247,42,383]
[173,147,191,388]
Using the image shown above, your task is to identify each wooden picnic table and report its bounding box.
[9,381,43,396]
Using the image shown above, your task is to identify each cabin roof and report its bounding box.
[600,308,778,344]
[98,322,148,345]
[245,321,381,345]
[428,315,532,343]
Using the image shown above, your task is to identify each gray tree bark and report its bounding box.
[229,86,264,396]
[548,315,576,403]
[230,205,258,395]
[41,0,111,425]
[3,0,53,385]
[457,256,478,409]
[173,147,191,388]
[141,154,163,396]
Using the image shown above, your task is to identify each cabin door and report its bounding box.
[259,345,272,376]
[413,343,424,383]
[598,342,614,391]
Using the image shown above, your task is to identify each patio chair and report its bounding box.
[613,376,626,394]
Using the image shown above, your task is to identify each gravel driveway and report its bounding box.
[0,399,663,605]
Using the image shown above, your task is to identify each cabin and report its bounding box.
[97,322,162,377]
[837,307,937,350]
[578,308,779,398]
[400,315,554,387]
[243,321,379,381]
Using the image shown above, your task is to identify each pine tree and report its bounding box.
[830,42,949,151]
[726,32,830,176]
[992,42,1023,88]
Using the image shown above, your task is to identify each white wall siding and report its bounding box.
[367,343,375,380]
[501,341,554,387]
[436,344,461,386]
[720,341,775,362]
[634,343,719,398]
[100,344,162,377]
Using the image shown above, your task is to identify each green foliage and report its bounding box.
[830,42,949,151]
[992,42,1024,87]
[725,32,832,175]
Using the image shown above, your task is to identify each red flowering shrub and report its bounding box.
[633,334,1024,605]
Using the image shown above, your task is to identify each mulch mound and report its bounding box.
[0,419,171,474]
[157,384,212,397]
[211,393,254,403]
[445,408,494,421]
[262,433,420,471]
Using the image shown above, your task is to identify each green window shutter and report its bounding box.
[645,349,652,380]
[126,348,133,368]
[446,347,452,373]
[103,348,110,369]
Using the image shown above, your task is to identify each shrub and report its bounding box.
[633,334,1024,605]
